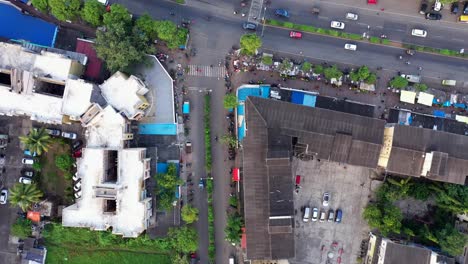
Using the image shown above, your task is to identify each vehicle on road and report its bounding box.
[24,149,37,157]
[289,31,302,39]
[319,211,326,222]
[322,192,330,206]
[0,189,7,204]
[45,128,61,137]
[460,15,468,22]
[330,21,345,29]
[199,178,205,189]
[426,12,442,20]
[243,22,257,30]
[401,74,421,83]
[185,141,192,153]
[335,209,343,223]
[442,79,456,86]
[22,158,34,165]
[420,1,429,14]
[451,2,459,13]
[344,43,357,51]
[229,257,235,264]
[275,9,289,17]
[432,0,443,11]
[345,12,358,20]
[312,7,320,15]
[463,2,468,14]
[19,177,33,184]
[406,49,415,55]
[328,209,335,222]
[303,207,311,222]
[61,131,77,139]
[312,208,319,221]
[411,29,427,37]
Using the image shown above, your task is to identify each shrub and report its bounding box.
[262,55,273,66]
[369,37,380,43]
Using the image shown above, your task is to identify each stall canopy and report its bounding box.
[400,90,416,104]
[232,168,240,182]
[417,92,434,106]
[27,211,41,222]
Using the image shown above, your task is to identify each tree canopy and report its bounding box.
[278,58,292,72]
[220,135,237,148]
[48,0,81,21]
[414,83,428,92]
[19,128,52,156]
[135,14,158,40]
[323,65,343,80]
[181,205,199,224]
[262,55,273,66]
[240,34,262,56]
[436,224,467,256]
[301,62,312,72]
[225,213,243,245]
[11,218,32,239]
[31,0,49,13]
[154,163,183,210]
[223,94,238,109]
[103,4,132,26]
[389,76,408,89]
[9,183,43,211]
[81,0,105,27]
[168,227,198,253]
[55,154,74,172]
[363,203,402,236]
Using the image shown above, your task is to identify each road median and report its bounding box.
[265,19,468,59]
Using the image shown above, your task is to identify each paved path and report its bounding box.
[187,65,227,78]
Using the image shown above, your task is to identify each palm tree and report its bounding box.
[19,128,52,155]
[9,183,43,211]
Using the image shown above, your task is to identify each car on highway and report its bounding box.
[312,208,319,221]
[451,2,459,13]
[19,177,33,184]
[330,21,345,29]
[344,43,357,51]
[289,31,302,39]
[243,22,257,30]
[411,29,427,37]
[322,192,330,206]
[22,158,34,165]
[61,131,77,139]
[463,2,468,14]
[345,12,358,20]
[275,9,289,17]
[0,189,7,204]
[426,12,442,20]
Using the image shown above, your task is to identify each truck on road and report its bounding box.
[401,74,421,83]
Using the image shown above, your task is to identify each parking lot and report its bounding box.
[291,159,381,264]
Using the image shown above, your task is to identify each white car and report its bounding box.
[0,189,7,204]
[19,177,33,184]
[61,131,77,140]
[74,190,82,199]
[331,21,345,29]
[311,208,319,222]
[344,43,357,51]
[345,12,358,20]
[411,29,427,37]
[22,158,34,165]
[322,192,330,207]
[73,181,82,191]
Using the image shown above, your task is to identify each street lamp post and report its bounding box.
[261,7,267,37]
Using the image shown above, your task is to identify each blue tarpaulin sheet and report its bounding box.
[303,94,317,107]
[139,123,177,135]
[433,110,445,118]
[260,85,270,98]
[291,91,305,104]
[0,3,58,47]
[454,103,466,109]
[183,102,190,114]
[443,101,451,107]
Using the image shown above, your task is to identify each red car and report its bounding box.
[289,31,302,39]
[72,149,82,158]
[367,0,377,4]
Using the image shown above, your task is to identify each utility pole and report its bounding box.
[261,7,267,37]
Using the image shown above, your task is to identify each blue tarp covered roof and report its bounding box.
[139,123,177,135]
[433,110,445,118]
[0,3,58,47]
[183,102,190,114]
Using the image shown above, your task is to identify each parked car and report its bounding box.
[72,149,82,158]
[451,2,459,13]
[419,1,429,14]
[24,149,37,157]
[319,211,326,222]
[45,128,61,137]
[312,208,319,222]
[289,31,302,39]
[303,207,311,222]
[426,12,442,20]
[330,21,345,29]
[275,9,290,17]
[19,177,33,184]
[344,43,357,51]
[73,181,82,191]
[74,190,82,199]
[72,173,80,182]
[72,140,83,151]
[328,209,335,222]
[322,192,330,206]
[335,209,343,223]
[199,178,205,189]
[463,1,468,14]
[411,29,427,37]
[22,170,34,177]
[345,12,358,20]
[243,22,257,30]
[61,131,77,139]
[432,0,443,11]
[22,158,34,165]
[97,0,109,5]
[0,189,7,204]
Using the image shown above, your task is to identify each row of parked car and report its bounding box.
[302,192,343,223]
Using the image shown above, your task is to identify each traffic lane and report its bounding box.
[262,26,468,82]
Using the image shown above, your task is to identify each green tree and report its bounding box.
[430,183,468,214]
[95,22,154,73]
[324,65,343,80]
[135,13,158,40]
[363,203,402,236]
[168,226,198,253]
[220,135,237,148]
[19,128,52,156]
[239,34,262,56]
[172,254,189,264]
[363,204,382,229]
[357,66,370,80]
[9,183,43,211]
[436,224,467,256]
[278,58,292,72]
[155,163,183,210]
[314,65,324,74]
[181,205,199,224]
[154,20,178,43]
[48,0,81,21]
[301,62,312,72]
[31,0,49,13]
[414,83,428,92]
[103,4,132,26]
[439,0,458,4]
[55,154,74,172]
[365,73,377,84]
[387,177,412,198]
[81,0,105,27]
[225,213,243,245]
[223,94,238,109]
[229,196,238,208]
[11,218,32,239]
[32,162,43,172]
[262,56,273,66]
[389,76,408,89]
[408,182,432,200]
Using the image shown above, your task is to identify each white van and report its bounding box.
[411,29,427,37]
[229,257,235,264]
[442,80,456,86]
[303,207,311,222]
[344,43,357,51]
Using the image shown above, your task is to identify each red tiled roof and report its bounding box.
[76,38,102,80]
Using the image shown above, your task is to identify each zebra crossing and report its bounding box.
[187,65,226,78]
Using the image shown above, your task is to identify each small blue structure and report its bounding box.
[183,101,190,114]
[0,3,58,47]
[139,123,177,135]
[291,91,317,107]
[433,110,445,118]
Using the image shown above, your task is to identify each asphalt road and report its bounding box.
[266,0,468,51]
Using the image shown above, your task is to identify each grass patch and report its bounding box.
[381,39,390,45]
[40,140,71,202]
[52,250,171,264]
[369,36,380,43]
[173,0,185,3]
[204,95,212,171]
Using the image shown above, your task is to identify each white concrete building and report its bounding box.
[62,148,152,238]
